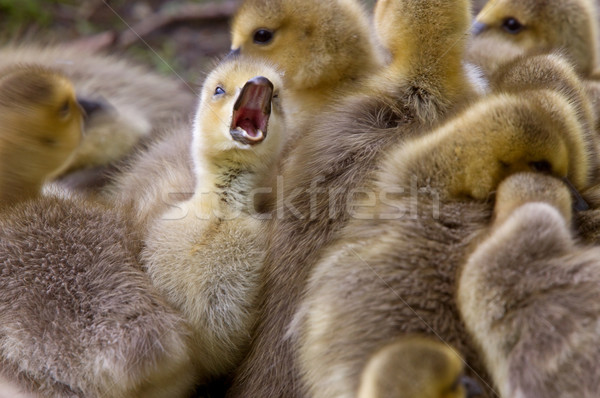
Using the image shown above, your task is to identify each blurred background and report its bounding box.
[0,0,239,85]
[0,0,473,88]
[0,0,553,91]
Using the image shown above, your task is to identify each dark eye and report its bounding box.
[253,29,274,44]
[59,100,71,118]
[529,160,552,173]
[502,17,523,34]
[215,86,226,96]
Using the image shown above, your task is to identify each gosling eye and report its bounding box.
[529,160,553,174]
[253,29,274,44]
[502,17,524,34]
[272,92,281,110]
[214,86,226,96]
[59,100,71,118]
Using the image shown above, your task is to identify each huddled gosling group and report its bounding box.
[2,0,600,397]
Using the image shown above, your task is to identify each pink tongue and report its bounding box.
[235,104,266,137]
[238,117,258,137]
[230,77,273,145]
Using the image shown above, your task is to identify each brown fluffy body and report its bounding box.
[458,172,600,398]
[142,57,287,381]
[0,44,195,188]
[292,83,591,398]
[226,0,477,396]
[103,123,195,232]
[357,336,476,398]
[0,64,197,398]
[575,189,600,242]
[0,195,197,398]
[0,66,83,207]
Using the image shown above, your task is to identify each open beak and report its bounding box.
[230,76,274,146]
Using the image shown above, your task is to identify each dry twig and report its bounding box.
[117,1,238,48]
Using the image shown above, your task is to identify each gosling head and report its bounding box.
[0,65,85,203]
[452,90,591,201]
[471,0,598,76]
[358,336,482,398]
[230,0,378,91]
[490,53,598,152]
[192,57,286,167]
[494,172,576,226]
[374,0,471,61]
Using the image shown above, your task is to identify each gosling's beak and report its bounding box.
[230,76,274,146]
[77,96,110,120]
[226,48,241,60]
[461,375,483,398]
[562,177,590,212]
[471,21,487,36]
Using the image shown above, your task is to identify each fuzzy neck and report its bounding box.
[383,2,473,111]
[192,151,269,216]
[390,44,469,90]
[377,48,473,127]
